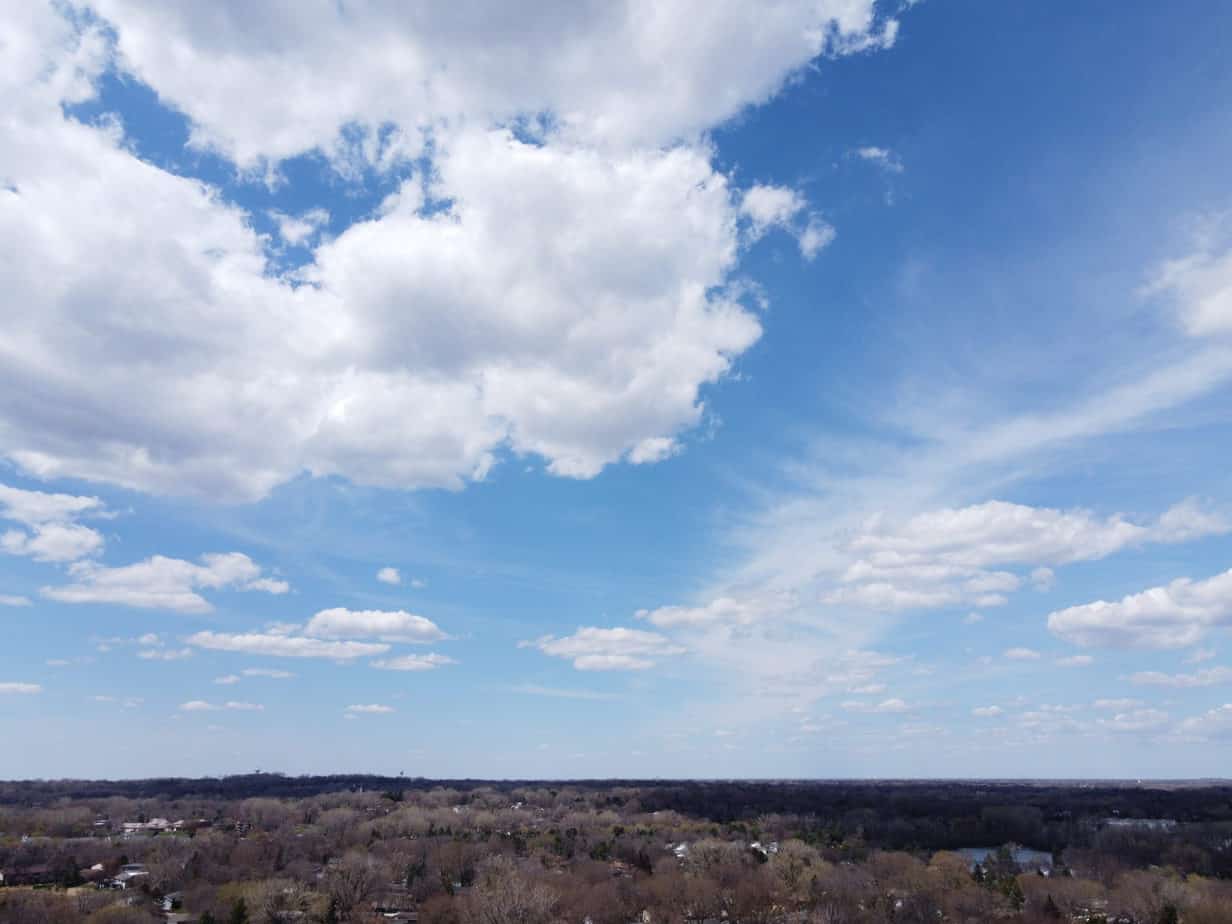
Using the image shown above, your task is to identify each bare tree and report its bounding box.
[462,855,558,924]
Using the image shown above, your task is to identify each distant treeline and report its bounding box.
[3,776,1232,851]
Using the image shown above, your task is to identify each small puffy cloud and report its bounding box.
[0,483,108,563]
[1094,698,1141,710]
[965,571,1021,595]
[1178,704,1232,740]
[739,185,833,260]
[1047,567,1232,649]
[1144,231,1232,336]
[304,607,447,643]
[1186,648,1216,663]
[796,218,836,260]
[42,552,288,613]
[181,699,264,712]
[345,703,394,714]
[243,668,294,679]
[627,437,681,465]
[854,146,904,173]
[841,697,911,714]
[0,682,42,694]
[637,596,768,628]
[1055,654,1094,667]
[963,612,984,624]
[214,675,241,685]
[972,705,1003,717]
[188,630,389,660]
[824,582,961,612]
[371,653,456,671]
[1097,708,1170,733]
[3,523,105,563]
[1003,647,1041,661]
[1030,567,1056,591]
[834,499,1229,618]
[1151,498,1229,542]
[0,594,31,606]
[527,626,686,671]
[848,683,886,695]
[376,567,401,585]
[1130,667,1232,688]
[270,207,329,246]
[739,184,805,233]
[137,647,193,661]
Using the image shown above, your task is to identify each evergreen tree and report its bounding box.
[229,896,250,924]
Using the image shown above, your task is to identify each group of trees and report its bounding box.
[2,780,1231,922]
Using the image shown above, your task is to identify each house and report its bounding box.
[108,863,150,890]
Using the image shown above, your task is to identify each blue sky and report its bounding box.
[3,0,1232,779]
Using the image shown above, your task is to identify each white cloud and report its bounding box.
[841,697,911,714]
[345,703,394,714]
[796,218,837,260]
[1144,226,1232,336]
[848,682,886,695]
[0,483,106,562]
[376,567,401,585]
[180,699,263,712]
[740,184,805,233]
[83,1,893,167]
[1003,647,1041,661]
[371,653,456,671]
[270,208,329,246]
[972,705,1002,717]
[304,607,447,643]
[188,630,389,660]
[962,611,984,624]
[739,185,834,260]
[1097,708,1170,734]
[214,675,240,686]
[1030,567,1056,591]
[1,7,870,503]
[1178,703,1232,740]
[41,552,287,613]
[1187,648,1217,663]
[854,146,903,173]
[1055,654,1094,667]
[137,647,193,661]
[636,596,776,629]
[527,626,686,671]
[0,594,31,606]
[242,668,294,679]
[1047,567,1232,649]
[806,498,1225,618]
[1093,698,1141,710]
[0,682,42,694]
[1130,666,1232,688]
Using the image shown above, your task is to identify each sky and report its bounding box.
[2,0,1232,780]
